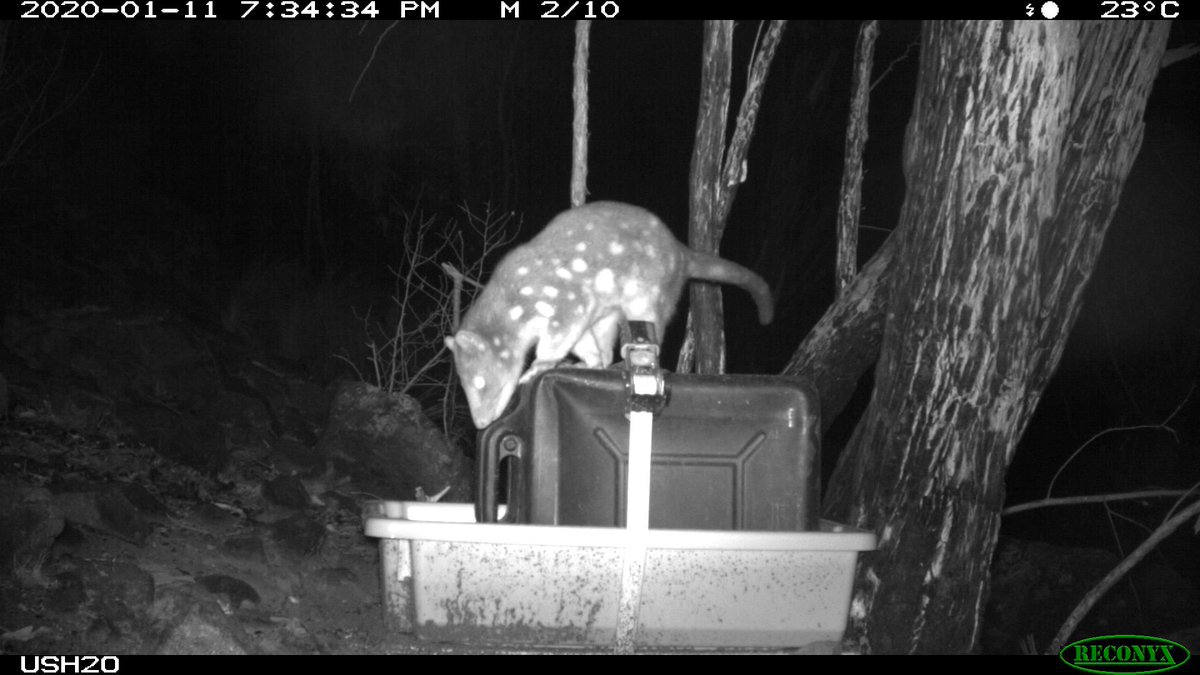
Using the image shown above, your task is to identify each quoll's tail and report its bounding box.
[686,252,774,325]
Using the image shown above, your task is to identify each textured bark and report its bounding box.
[837,20,878,294]
[821,21,1169,654]
[570,21,591,208]
[682,21,785,375]
[682,21,733,375]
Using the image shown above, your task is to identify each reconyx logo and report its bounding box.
[1060,635,1190,674]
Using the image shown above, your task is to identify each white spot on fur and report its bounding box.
[575,242,587,252]
[500,349,511,359]
[523,316,549,337]
[645,246,657,259]
[516,266,529,276]
[584,222,594,231]
[472,375,486,389]
[492,336,502,346]
[595,268,615,293]
[508,306,524,321]
[535,301,555,317]
[556,268,572,280]
[571,258,587,273]
[543,286,559,298]
[519,286,534,296]
[567,292,576,300]
[624,280,639,296]
[609,241,625,255]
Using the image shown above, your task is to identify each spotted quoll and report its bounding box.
[445,201,773,428]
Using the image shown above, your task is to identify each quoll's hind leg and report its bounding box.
[571,311,622,368]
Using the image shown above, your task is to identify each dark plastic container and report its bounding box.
[476,367,820,531]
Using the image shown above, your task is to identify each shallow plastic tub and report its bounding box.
[364,501,875,652]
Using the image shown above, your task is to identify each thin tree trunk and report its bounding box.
[682,21,733,375]
[683,20,785,374]
[570,20,590,208]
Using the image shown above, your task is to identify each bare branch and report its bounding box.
[1045,386,1192,498]
[349,20,397,103]
[1003,489,1193,516]
[1,27,99,170]
[1047,496,1200,654]
[342,204,519,424]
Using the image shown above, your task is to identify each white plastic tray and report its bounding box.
[364,501,874,651]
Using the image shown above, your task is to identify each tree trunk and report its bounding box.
[683,21,785,374]
[684,21,733,375]
[821,21,1169,654]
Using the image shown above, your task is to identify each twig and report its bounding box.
[1046,387,1192,498]
[349,20,397,103]
[1047,496,1200,654]
[1004,489,1192,516]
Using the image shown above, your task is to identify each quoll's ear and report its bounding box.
[451,330,488,354]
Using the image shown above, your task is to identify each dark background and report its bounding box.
[2,19,1198,582]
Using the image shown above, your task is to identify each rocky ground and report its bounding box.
[0,305,469,655]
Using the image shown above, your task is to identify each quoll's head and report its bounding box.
[445,330,521,429]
